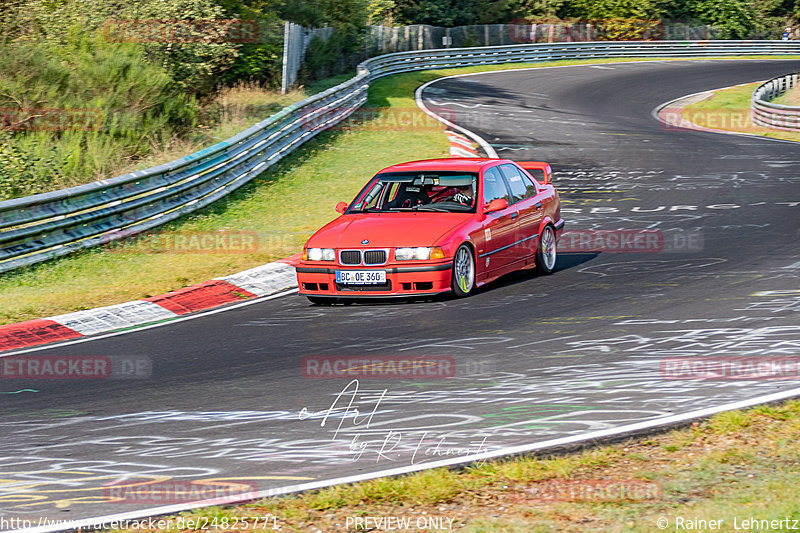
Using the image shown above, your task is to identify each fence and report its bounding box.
[4,40,800,274]
[284,21,727,88]
[363,22,722,53]
[751,73,800,130]
[281,22,333,93]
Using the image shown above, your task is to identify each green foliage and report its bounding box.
[394,0,514,25]
[8,0,241,93]
[562,0,663,20]
[0,31,199,198]
[680,0,755,38]
[301,32,363,81]
[0,130,65,198]
[512,0,568,19]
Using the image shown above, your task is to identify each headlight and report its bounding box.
[395,246,444,261]
[304,248,335,261]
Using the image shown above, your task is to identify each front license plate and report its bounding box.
[336,270,386,285]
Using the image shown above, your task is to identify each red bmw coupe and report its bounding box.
[296,158,564,303]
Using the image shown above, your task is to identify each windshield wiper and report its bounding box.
[413,205,451,212]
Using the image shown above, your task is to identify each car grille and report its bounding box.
[339,249,387,266]
[340,250,361,265]
[363,250,387,265]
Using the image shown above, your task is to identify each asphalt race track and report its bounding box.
[2,59,800,529]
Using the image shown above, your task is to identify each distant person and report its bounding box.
[782,27,793,40]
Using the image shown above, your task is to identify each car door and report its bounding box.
[499,163,544,262]
[476,166,518,277]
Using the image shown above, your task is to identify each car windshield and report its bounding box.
[347,171,479,213]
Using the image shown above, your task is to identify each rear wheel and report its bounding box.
[451,244,476,297]
[535,225,557,274]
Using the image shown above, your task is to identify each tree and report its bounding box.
[685,0,755,38]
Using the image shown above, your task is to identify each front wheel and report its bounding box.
[451,244,476,297]
[307,296,333,305]
[535,225,557,274]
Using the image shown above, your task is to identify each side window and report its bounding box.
[482,167,510,205]
[520,172,539,198]
[499,164,531,203]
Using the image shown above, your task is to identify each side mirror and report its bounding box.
[335,201,348,214]
[484,198,508,214]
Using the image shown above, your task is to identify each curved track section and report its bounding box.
[3,60,800,529]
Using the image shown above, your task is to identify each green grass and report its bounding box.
[680,81,800,142]
[4,55,800,325]
[109,400,800,532]
[772,85,800,106]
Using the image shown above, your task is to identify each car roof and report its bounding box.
[377,158,509,174]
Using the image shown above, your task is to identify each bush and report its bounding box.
[0,32,199,199]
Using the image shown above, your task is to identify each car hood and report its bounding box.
[308,213,468,249]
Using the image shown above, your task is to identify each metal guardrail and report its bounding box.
[752,72,800,130]
[3,40,800,273]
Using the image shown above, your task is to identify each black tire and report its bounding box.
[307,296,333,305]
[451,244,476,297]
[535,225,557,274]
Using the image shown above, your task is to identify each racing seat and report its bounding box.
[388,186,430,208]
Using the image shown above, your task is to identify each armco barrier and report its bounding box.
[3,40,800,273]
[752,72,800,130]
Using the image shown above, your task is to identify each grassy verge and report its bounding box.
[681,81,800,142]
[4,56,800,325]
[109,76,354,178]
[109,399,800,532]
[772,84,800,106]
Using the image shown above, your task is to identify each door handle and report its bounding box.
[510,212,518,220]
[535,202,542,210]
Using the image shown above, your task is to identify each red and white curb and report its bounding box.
[0,258,300,352]
[446,130,479,157]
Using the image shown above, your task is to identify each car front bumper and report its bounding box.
[296,261,453,298]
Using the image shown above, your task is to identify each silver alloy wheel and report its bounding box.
[454,245,475,294]
[541,226,556,271]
